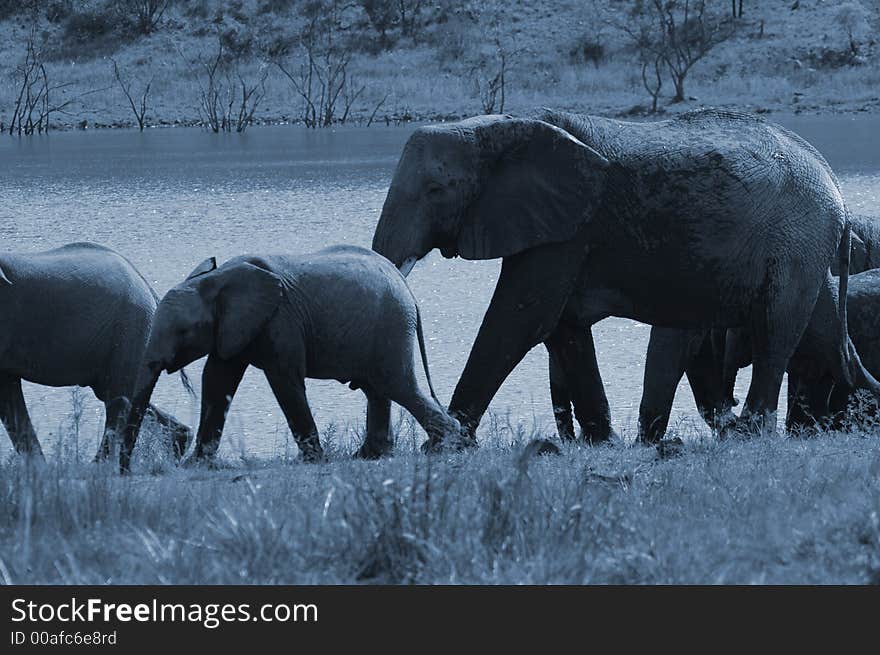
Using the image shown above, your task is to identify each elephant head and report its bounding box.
[372,114,611,273]
[120,257,283,471]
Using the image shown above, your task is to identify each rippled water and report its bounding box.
[1,114,878,458]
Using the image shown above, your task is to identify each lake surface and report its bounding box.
[1,113,879,459]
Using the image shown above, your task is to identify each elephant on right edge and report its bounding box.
[548,213,880,444]
[725,267,880,431]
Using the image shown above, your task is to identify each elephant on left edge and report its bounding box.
[0,242,192,460]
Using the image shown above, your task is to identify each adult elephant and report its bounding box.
[0,242,191,459]
[371,108,880,450]
[559,212,880,444]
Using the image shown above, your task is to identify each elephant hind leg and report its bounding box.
[354,387,392,459]
[372,365,462,453]
[96,395,131,463]
[740,277,818,436]
[0,376,43,458]
[545,323,613,444]
[264,370,323,462]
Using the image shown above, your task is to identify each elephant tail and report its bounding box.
[838,219,851,368]
[835,218,880,395]
[415,305,440,405]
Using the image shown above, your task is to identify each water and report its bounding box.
[1,114,878,458]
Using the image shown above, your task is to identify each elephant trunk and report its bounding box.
[119,367,160,473]
[722,328,751,408]
[372,189,436,276]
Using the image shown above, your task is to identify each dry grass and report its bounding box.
[2,419,879,585]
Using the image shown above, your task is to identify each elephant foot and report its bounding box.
[298,448,324,464]
[655,437,684,460]
[353,441,393,460]
[524,438,562,457]
[582,428,620,446]
[420,433,478,455]
[719,411,776,440]
[181,454,221,470]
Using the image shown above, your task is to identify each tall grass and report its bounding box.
[2,423,878,584]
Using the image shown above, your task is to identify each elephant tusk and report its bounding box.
[399,256,417,277]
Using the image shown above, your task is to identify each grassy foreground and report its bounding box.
[2,425,879,584]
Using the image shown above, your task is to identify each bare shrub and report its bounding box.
[188,35,269,133]
[835,1,870,59]
[111,58,152,131]
[7,27,90,134]
[273,2,374,127]
[471,38,510,114]
[112,0,170,36]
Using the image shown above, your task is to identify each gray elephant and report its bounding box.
[615,213,880,443]
[371,108,880,450]
[0,242,191,459]
[723,268,880,432]
[119,245,461,471]
[787,268,880,429]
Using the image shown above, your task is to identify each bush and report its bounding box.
[569,38,605,68]
[45,1,72,23]
[53,9,125,60]
[257,0,296,14]
[219,27,253,59]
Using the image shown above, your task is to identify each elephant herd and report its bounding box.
[3,108,880,472]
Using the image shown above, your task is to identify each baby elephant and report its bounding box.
[725,268,880,431]
[121,245,461,470]
[0,242,191,460]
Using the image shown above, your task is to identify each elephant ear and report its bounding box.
[206,263,284,360]
[186,257,217,280]
[457,118,610,260]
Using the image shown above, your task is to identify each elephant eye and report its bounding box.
[426,182,445,198]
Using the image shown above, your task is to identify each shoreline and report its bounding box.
[12,95,880,134]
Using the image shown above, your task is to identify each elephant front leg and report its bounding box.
[448,240,588,440]
[0,376,43,458]
[546,346,576,441]
[354,387,393,459]
[638,327,695,444]
[191,354,248,461]
[686,329,736,436]
[545,323,613,443]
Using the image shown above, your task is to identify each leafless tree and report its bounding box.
[232,67,269,132]
[7,26,90,135]
[190,37,269,133]
[835,2,869,58]
[641,51,664,113]
[111,58,152,131]
[113,0,170,35]
[472,38,509,114]
[624,0,733,104]
[274,6,367,128]
[397,0,425,42]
